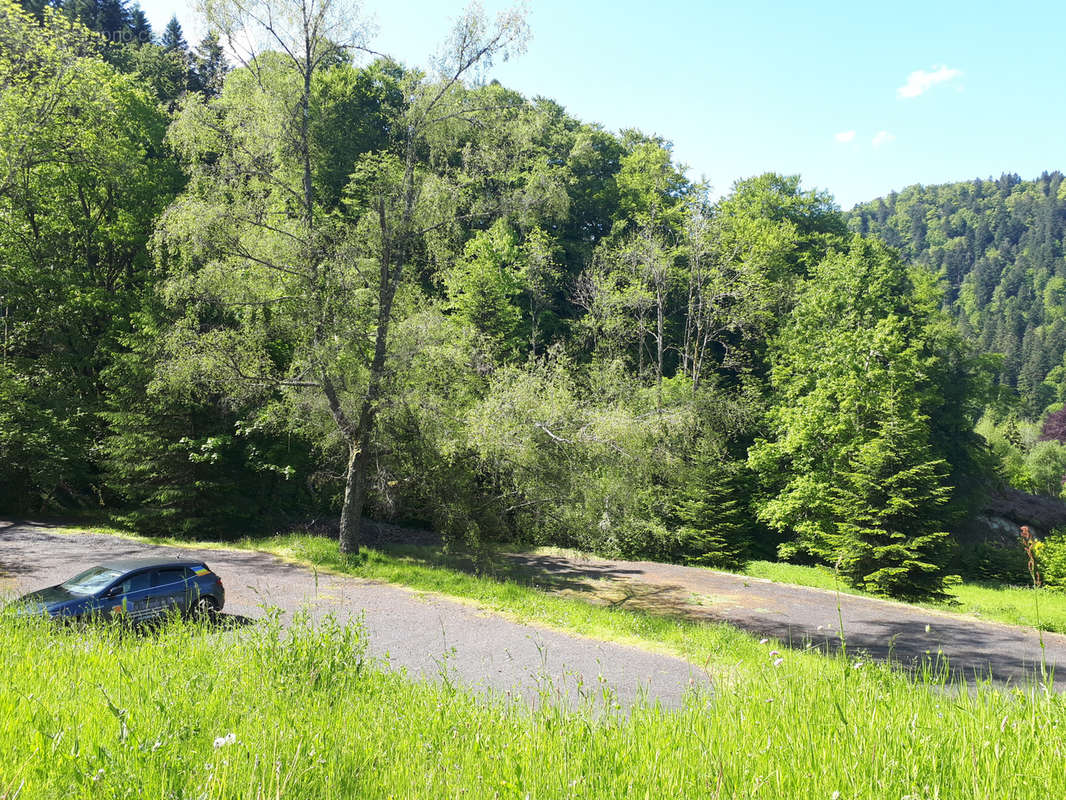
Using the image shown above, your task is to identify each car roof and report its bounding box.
[95,556,206,573]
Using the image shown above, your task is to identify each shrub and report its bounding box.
[1037,528,1066,589]
[951,541,1031,585]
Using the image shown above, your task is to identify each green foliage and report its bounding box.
[466,353,760,561]
[1037,529,1066,589]
[445,221,524,359]
[951,540,1032,585]
[851,172,1066,415]
[98,314,320,538]
[669,447,755,569]
[0,0,181,509]
[1,0,1017,581]
[977,411,1066,498]
[752,236,987,598]
[0,366,88,511]
[829,422,953,598]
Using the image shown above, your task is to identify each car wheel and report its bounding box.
[193,595,220,621]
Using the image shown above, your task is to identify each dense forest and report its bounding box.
[851,172,1066,415]
[2,0,1062,599]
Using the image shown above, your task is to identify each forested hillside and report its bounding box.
[850,172,1066,415]
[0,0,1026,599]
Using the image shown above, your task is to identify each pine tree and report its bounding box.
[128,3,150,45]
[160,14,186,52]
[190,31,228,96]
[829,410,953,599]
[95,0,128,37]
[751,236,985,599]
[672,450,753,569]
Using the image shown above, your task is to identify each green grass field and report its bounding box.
[2,607,1064,799]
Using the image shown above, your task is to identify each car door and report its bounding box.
[149,568,190,618]
[105,570,153,621]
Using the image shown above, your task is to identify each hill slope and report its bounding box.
[850,172,1066,413]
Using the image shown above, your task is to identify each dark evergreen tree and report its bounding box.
[190,31,228,96]
[128,2,150,44]
[670,450,754,569]
[95,0,127,38]
[160,14,186,52]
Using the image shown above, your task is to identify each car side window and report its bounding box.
[120,572,152,593]
[152,568,187,588]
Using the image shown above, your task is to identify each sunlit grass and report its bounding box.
[741,560,1066,633]
[2,607,1065,799]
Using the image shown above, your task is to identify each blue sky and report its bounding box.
[140,0,1065,208]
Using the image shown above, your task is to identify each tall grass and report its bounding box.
[2,609,1065,799]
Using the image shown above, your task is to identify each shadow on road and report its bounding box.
[374,543,1065,689]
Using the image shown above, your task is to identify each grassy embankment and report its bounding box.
[3,607,1065,799]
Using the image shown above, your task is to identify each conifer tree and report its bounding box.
[751,236,985,598]
[160,14,186,52]
[190,30,227,96]
[128,2,150,44]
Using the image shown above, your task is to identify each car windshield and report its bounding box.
[60,567,122,596]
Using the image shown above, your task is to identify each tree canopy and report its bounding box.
[1,0,1050,599]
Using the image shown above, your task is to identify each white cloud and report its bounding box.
[834,130,856,143]
[872,131,895,147]
[897,65,963,98]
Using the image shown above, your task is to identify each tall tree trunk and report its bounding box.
[337,245,399,553]
[656,284,665,384]
[338,430,375,555]
[338,443,362,554]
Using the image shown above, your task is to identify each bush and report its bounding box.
[951,541,1031,585]
[1037,528,1066,588]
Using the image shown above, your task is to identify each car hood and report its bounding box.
[17,585,81,610]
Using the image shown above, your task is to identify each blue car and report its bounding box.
[16,557,226,622]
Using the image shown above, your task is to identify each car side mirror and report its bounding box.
[104,586,122,598]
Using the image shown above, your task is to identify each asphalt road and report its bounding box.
[499,551,1066,688]
[0,521,704,709]
[5,520,1064,699]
